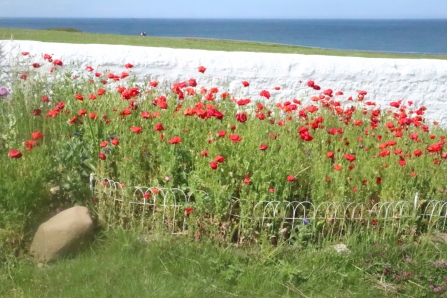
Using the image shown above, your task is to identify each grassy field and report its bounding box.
[2,229,447,297]
[1,27,447,59]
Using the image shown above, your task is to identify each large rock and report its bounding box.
[30,206,94,263]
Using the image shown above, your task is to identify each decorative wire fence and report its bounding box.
[95,177,447,241]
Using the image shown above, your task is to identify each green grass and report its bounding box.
[1,27,446,59]
[1,229,447,297]
[43,28,83,33]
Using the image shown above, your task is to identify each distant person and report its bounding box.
[141,32,146,37]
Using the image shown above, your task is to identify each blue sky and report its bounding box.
[1,0,446,18]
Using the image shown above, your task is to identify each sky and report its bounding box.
[1,0,447,19]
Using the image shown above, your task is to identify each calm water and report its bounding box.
[1,18,446,55]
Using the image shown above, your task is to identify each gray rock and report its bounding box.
[30,206,94,263]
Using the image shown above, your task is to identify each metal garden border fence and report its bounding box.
[95,177,447,238]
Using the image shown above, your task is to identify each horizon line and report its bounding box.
[1,17,446,20]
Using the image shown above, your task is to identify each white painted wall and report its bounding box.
[2,40,447,125]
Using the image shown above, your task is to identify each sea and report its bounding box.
[1,18,446,55]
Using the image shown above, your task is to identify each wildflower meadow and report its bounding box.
[2,48,447,233]
[1,40,447,297]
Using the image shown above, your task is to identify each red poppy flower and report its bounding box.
[200,150,209,157]
[213,156,225,164]
[99,153,106,160]
[9,149,22,158]
[97,88,106,96]
[120,72,129,79]
[379,149,390,157]
[210,161,218,169]
[25,140,36,151]
[413,149,423,157]
[22,52,29,56]
[198,66,207,73]
[260,90,270,99]
[242,174,251,185]
[217,130,226,137]
[75,94,84,101]
[259,144,268,151]
[376,177,382,184]
[141,111,150,119]
[32,63,41,68]
[334,164,342,171]
[78,109,87,116]
[53,59,63,66]
[85,65,94,72]
[43,54,52,60]
[398,158,406,166]
[130,126,143,134]
[32,109,41,116]
[183,79,196,88]
[111,138,119,146]
[236,113,247,123]
[242,81,249,87]
[168,136,182,144]
[307,80,315,88]
[89,113,97,120]
[427,143,442,153]
[68,116,78,124]
[287,175,295,182]
[125,63,133,69]
[344,154,356,162]
[184,207,193,215]
[205,93,215,100]
[149,81,159,87]
[229,134,242,143]
[31,131,44,140]
[236,99,251,106]
[268,188,275,193]
[326,151,334,159]
[100,141,108,148]
[154,123,164,131]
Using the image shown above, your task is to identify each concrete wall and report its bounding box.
[2,40,447,125]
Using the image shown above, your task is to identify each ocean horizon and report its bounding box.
[1,18,446,55]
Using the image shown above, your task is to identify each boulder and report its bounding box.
[30,206,94,263]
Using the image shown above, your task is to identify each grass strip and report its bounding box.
[1,27,446,59]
